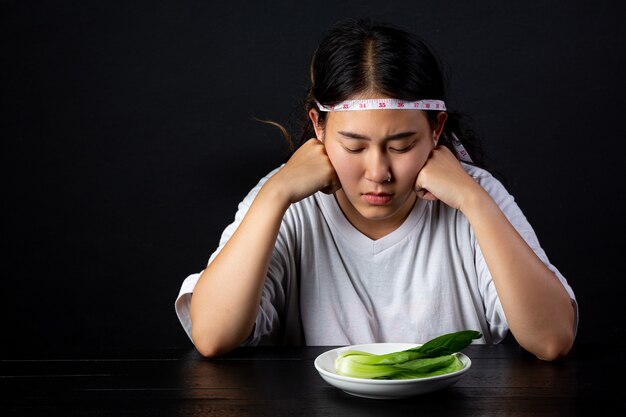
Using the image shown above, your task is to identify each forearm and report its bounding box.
[461,186,575,360]
[190,180,290,357]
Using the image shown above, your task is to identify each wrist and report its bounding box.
[458,182,492,217]
[260,175,293,211]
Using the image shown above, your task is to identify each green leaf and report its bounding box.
[394,355,456,372]
[406,330,482,357]
[344,330,482,366]
[334,330,481,379]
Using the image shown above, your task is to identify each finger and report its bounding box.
[415,187,438,201]
[321,178,342,195]
[420,191,439,201]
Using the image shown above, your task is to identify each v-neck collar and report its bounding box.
[316,192,428,255]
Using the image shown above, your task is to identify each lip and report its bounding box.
[362,192,393,205]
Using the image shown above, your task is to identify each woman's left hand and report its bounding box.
[414,145,482,211]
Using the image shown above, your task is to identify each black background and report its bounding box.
[2,0,624,352]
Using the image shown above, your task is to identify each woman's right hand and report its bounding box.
[267,138,341,205]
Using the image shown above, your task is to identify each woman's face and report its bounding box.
[311,99,446,237]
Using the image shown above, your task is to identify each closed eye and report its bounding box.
[343,147,365,154]
[389,143,415,153]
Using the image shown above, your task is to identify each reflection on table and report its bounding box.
[2,343,624,416]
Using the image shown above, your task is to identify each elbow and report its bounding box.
[518,298,577,361]
[192,333,234,358]
[191,325,245,358]
[191,331,232,358]
[531,332,575,362]
[194,341,232,359]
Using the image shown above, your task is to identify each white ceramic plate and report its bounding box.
[314,343,471,399]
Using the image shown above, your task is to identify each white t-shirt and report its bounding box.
[175,163,578,346]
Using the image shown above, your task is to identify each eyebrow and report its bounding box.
[337,131,417,141]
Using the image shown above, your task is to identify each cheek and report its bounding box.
[326,147,360,182]
[397,143,434,178]
[395,153,427,181]
[335,160,361,186]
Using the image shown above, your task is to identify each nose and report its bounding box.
[364,148,391,184]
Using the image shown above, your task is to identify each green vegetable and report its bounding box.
[334,330,481,380]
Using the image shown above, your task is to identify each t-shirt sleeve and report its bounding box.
[471,167,579,341]
[174,272,202,341]
[173,165,292,345]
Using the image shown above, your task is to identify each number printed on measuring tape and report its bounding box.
[315,99,447,112]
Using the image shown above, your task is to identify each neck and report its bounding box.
[334,190,417,240]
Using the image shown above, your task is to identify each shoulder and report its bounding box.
[256,164,284,186]
[237,164,285,205]
[461,163,529,226]
[461,162,512,202]
[461,162,495,182]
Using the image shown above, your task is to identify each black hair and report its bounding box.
[277,18,489,170]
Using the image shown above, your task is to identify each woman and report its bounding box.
[175,18,577,360]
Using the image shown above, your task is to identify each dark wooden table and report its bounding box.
[2,343,624,416]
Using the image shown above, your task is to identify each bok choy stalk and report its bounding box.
[335,330,481,380]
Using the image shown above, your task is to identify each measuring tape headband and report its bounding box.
[448,132,473,163]
[315,98,446,112]
[314,98,472,163]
